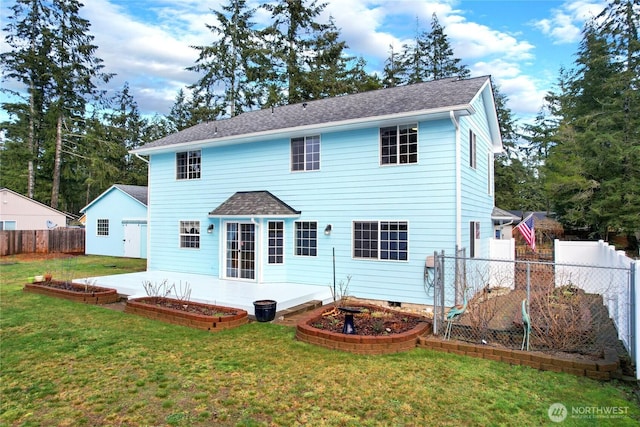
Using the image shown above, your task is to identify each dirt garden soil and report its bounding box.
[309,305,427,335]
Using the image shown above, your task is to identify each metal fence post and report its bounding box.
[433,251,440,335]
[526,262,531,304]
[630,261,636,363]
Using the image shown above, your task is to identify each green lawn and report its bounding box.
[1,255,638,426]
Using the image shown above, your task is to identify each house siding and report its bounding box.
[459,90,496,258]
[84,189,147,258]
[143,81,500,306]
[147,118,464,304]
[0,189,67,230]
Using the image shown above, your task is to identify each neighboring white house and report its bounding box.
[492,207,520,240]
[0,188,69,230]
[131,76,503,305]
[80,184,148,259]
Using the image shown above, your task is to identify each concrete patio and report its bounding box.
[76,270,334,317]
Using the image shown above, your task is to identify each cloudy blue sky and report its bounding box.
[2,0,607,123]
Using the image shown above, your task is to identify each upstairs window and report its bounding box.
[353,221,408,261]
[469,130,477,169]
[291,135,320,171]
[180,221,200,249]
[380,124,418,165]
[97,219,109,236]
[176,150,201,180]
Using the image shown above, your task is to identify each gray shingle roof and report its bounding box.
[137,76,491,151]
[114,184,148,205]
[209,191,301,217]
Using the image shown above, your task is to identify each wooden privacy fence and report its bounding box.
[0,228,85,256]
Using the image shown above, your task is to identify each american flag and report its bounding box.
[516,214,536,251]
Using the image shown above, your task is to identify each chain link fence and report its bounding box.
[432,252,633,358]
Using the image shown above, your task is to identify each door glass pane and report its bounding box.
[240,224,255,279]
[226,223,239,277]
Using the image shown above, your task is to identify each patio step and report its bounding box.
[275,300,323,323]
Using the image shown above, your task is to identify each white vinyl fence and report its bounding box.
[555,240,638,378]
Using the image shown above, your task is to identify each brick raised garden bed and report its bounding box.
[296,304,432,355]
[417,336,621,380]
[24,281,119,304]
[125,297,248,332]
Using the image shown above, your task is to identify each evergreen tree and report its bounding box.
[47,0,113,209]
[260,0,329,104]
[424,13,470,80]
[396,13,469,85]
[382,45,405,88]
[401,19,429,84]
[1,0,54,198]
[595,0,640,235]
[492,83,545,211]
[300,17,380,98]
[543,2,640,237]
[167,88,221,131]
[189,0,261,117]
[103,83,148,185]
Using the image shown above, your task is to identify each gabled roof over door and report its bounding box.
[208,191,301,218]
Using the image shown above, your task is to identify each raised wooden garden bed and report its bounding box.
[296,304,431,355]
[24,281,119,304]
[125,297,248,332]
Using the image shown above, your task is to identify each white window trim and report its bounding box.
[96,218,109,237]
[179,220,201,249]
[290,135,321,172]
[176,150,202,180]
[469,129,477,169]
[379,123,419,166]
[351,220,410,262]
[293,220,318,257]
[267,220,286,264]
[470,221,480,258]
[487,150,494,196]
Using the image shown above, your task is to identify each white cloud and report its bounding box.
[532,0,605,44]
[82,0,213,114]
[0,0,577,124]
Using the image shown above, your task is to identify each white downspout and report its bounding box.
[134,153,150,269]
[135,153,149,164]
[450,111,462,249]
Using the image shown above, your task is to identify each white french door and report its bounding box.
[225,222,256,280]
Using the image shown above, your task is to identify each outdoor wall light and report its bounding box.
[324,224,332,235]
[207,224,215,233]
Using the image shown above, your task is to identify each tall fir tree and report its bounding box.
[401,18,430,84]
[299,17,380,99]
[260,0,329,104]
[1,0,55,199]
[189,0,261,117]
[382,45,405,88]
[424,13,470,80]
[543,1,640,237]
[48,0,113,210]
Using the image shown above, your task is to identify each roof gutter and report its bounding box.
[450,110,462,249]
[132,104,476,156]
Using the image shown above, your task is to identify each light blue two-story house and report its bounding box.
[132,76,502,306]
[81,184,148,259]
